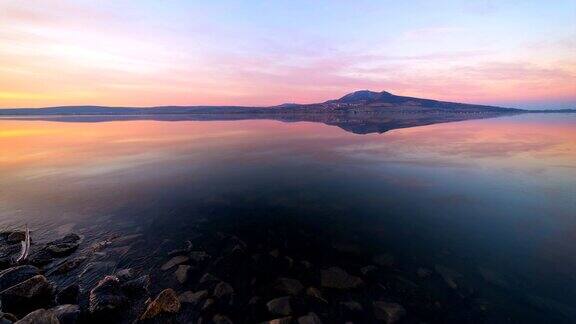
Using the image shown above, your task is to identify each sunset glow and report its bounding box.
[1,0,575,109]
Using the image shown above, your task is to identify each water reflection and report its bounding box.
[0,114,575,322]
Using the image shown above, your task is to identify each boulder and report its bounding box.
[115,268,134,282]
[56,283,80,305]
[6,231,25,244]
[189,251,210,263]
[89,276,128,315]
[140,288,180,320]
[262,317,291,324]
[47,234,81,246]
[266,296,292,316]
[213,314,233,324]
[306,287,327,303]
[373,302,406,324]
[199,273,220,284]
[0,275,54,316]
[360,265,378,277]
[161,256,189,271]
[340,301,363,313]
[320,267,363,289]
[52,256,87,275]
[46,243,78,257]
[51,304,80,324]
[14,309,58,324]
[0,265,40,291]
[273,278,303,295]
[178,290,208,305]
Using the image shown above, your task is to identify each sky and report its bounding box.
[0,0,575,109]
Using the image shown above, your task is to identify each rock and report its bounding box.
[179,290,208,305]
[56,283,80,305]
[434,265,461,290]
[320,267,363,289]
[417,267,431,278]
[89,275,128,315]
[121,275,150,296]
[372,254,395,268]
[306,287,327,303]
[14,309,58,324]
[46,242,78,256]
[0,313,18,323]
[267,296,292,316]
[51,304,80,324]
[52,256,87,275]
[269,249,280,258]
[78,261,115,289]
[174,265,191,284]
[273,278,303,295]
[263,317,292,324]
[189,251,210,263]
[213,314,233,324]
[298,312,322,324]
[373,302,406,324]
[115,268,134,282]
[140,288,180,320]
[6,231,25,244]
[161,256,189,271]
[48,234,81,246]
[0,275,54,316]
[199,273,220,284]
[340,301,363,312]
[201,298,214,311]
[360,265,378,277]
[213,281,234,299]
[0,265,40,291]
[27,249,54,266]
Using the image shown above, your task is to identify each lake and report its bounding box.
[0,113,575,323]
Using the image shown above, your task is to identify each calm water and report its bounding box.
[1,114,575,322]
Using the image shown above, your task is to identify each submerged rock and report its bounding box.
[15,309,59,324]
[115,268,134,282]
[89,276,128,315]
[78,261,115,289]
[51,304,80,324]
[179,290,208,305]
[46,242,78,256]
[0,265,40,291]
[373,302,406,324]
[320,267,363,289]
[53,256,87,275]
[161,256,189,271]
[56,283,80,305]
[0,275,54,316]
[48,233,81,246]
[140,288,180,320]
[121,275,150,296]
[273,277,304,295]
[267,296,292,316]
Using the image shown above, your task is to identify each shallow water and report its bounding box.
[0,114,575,322]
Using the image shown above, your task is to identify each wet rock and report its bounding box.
[199,273,220,284]
[51,304,80,324]
[46,242,78,257]
[269,249,280,258]
[298,312,322,324]
[56,283,80,305]
[78,261,115,289]
[201,298,215,312]
[52,256,87,275]
[121,275,150,296]
[213,281,234,299]
[0,275,54,316]
[273,278,304,295]
[267,296,292,316]
[340,301,363,313]
[373,302,406,324]
[0,243,21,268]
[14,309,58,324]
[372,254,395,268]
[161,256,189,271]
[6,231,25,244]
[0,265,40,291]
[213,314,233,324]
[179,290,208,305]
[48,233,81,246]
[360,265,378,277]
[140,288,180,320]
[27,249,54,266]
[115,268,134,282]
[320,267,363,289]
[0,313,18,323]
[189,251,210,263]
[89,275,128,315]
[175,265,191,284]
[306,287,327,303]
[262,317,292,324]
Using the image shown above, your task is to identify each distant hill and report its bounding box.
[0,90,525,115]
